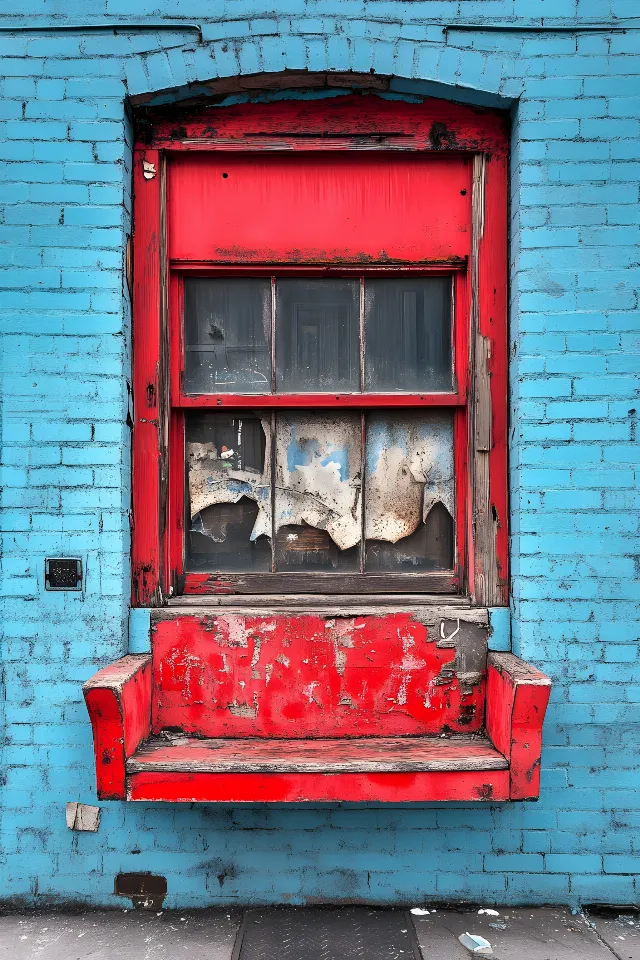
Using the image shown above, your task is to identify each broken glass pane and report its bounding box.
[364,277,453,392]
[184,278,271,394]
[185,412,271,571]
[275,279,360,392]
[364,411,455,571]
[274,412,362,571]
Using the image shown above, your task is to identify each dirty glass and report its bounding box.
[364,277,453,392]
[364,411,455,571]
[184,278,271,394]
[274,412,362,571]
[275,280,360,392]
[185,412,272,571]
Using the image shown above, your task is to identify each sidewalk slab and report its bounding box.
[586,911,640,960]
[0,909,242,960]
[0,906,633,960]
[411,906,619,959]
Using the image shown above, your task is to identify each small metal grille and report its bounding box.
[235,907,421,960]
[45,557,82,591]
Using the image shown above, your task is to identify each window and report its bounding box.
[132,97,508,605]
[181,276,456,581]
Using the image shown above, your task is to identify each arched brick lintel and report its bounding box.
[128,68,517,114]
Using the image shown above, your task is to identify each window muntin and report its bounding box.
[183,276,453,396]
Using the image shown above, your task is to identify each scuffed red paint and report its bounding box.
[83,642,551,803]
[127,769,511,803]
[148,95,509,155]
[83,655,152,799]
[151,613,485,739]
[134,98,508,605]
[485,653,552,801]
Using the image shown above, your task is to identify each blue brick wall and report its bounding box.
[1,3,639,908]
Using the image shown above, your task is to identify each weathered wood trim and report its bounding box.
[83,655,152,800]
[127,733,508,774]
[170,260,468,273]
[152,602,486,622]
[158,152,170,595]
[82,654,151,692]
[485,652,552,800]
[158,594,478,613]
[469,153,509,606]
[182,572,458,596]
[138,94,510,157]
[126,769,510,803]
[131,147,162,606]
[488,652,553,686]
[130,70,393,108]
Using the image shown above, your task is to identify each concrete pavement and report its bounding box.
[0,906,637,959]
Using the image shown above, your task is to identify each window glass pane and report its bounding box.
[275,279,360,392]
[184,278,271,394]
[274,413,361,571]
[364,277,452,392]
[185,412,271,571]
[364,411,454,571]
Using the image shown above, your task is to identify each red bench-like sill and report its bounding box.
[83,616,551,804]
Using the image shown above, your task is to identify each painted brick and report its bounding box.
[0,1,638,913]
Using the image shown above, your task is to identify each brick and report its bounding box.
[484,854,544,872]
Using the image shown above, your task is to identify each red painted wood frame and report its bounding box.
[167,267,468,597]
[132,96,509,607]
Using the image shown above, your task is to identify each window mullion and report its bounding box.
[359,275,365,393]
[270,408,276,573]
[360,409,366,574]
[270,276,276,394]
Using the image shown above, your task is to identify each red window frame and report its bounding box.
[131,96,509,608]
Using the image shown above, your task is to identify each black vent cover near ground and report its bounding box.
[235,907,422,960]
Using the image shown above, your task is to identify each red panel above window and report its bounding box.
[167,153,472,264]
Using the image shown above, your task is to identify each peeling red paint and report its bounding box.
[151,613,485,738]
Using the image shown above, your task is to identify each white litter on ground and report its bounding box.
[478,909,500,917]
[458,932,494,955]
[410,908,432,916]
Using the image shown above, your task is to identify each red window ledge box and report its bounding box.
[83,612,551,804]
